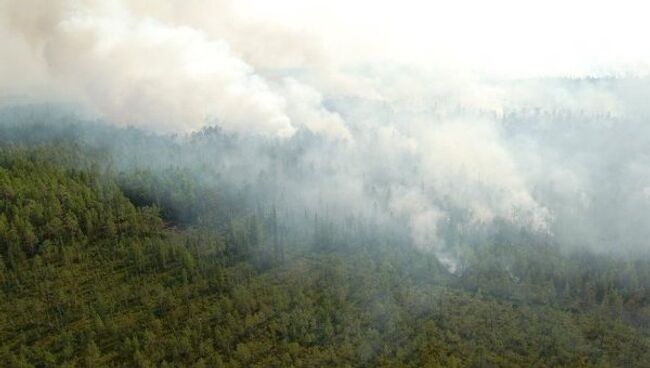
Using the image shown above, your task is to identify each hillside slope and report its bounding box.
[1,144,650,367]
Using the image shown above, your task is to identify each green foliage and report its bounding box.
[0,145,649,367]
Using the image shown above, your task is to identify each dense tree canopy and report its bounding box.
[1,119,650,367]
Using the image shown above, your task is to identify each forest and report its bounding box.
[3,0,650,366]
[1,107,650,367]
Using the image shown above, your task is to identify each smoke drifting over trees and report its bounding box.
[3,0,650,262]
[3,1,650,366]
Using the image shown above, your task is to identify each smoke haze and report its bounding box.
[2,0,650,262]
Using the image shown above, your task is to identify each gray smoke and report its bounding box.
[2,0,650,264]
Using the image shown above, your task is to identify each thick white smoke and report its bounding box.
[0,0,352,139]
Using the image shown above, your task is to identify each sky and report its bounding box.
[233,0,650,77]
[2,0,649,132]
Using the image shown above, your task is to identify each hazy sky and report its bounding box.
[233,0,650,77]
[2,0,648,132]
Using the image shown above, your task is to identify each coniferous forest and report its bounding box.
[4,1,650,366]
[1,107,650,367]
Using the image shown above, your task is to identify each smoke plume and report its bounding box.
[2,0,650,262]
